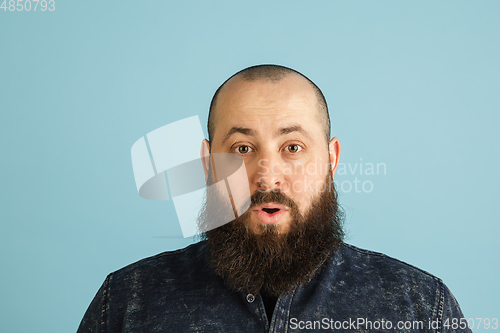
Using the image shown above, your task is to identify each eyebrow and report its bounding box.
[222,124,312,144]
[277,125,312,140]
[222,127,256,143]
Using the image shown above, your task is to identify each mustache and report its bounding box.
[249,190,298,211]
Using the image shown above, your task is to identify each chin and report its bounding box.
[246,220,289,236]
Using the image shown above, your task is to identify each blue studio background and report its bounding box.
[1,1,499,332]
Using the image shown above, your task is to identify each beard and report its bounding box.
[198,171,344,298]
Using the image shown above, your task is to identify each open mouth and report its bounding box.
[253,204,288,224]
[262,208,280,214]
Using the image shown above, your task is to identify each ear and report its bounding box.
[329,137,341,181]
[200,139,211,183]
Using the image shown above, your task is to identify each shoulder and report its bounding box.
[108,241,211,289]
[338,242,442,283]
[334,243,469,326]
[305,244,468,325]
[329,242,445,302]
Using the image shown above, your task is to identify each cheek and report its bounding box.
[284,174,320,209]
[286,160,329,190]
[284,163,330,209]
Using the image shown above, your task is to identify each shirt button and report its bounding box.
[246,293,255,303]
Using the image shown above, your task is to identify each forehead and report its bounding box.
[213,75,322,141]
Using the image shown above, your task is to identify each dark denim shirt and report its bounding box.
[78,242,471,332]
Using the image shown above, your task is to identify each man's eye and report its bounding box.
[235,145,253,154]
[286,144,302,153]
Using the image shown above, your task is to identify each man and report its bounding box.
[78,65,470,332]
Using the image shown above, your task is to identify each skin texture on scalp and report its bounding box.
[208,65,331,145]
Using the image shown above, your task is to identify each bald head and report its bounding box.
[207,65,330,145]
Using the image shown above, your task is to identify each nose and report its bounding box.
[254,153,285,192]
